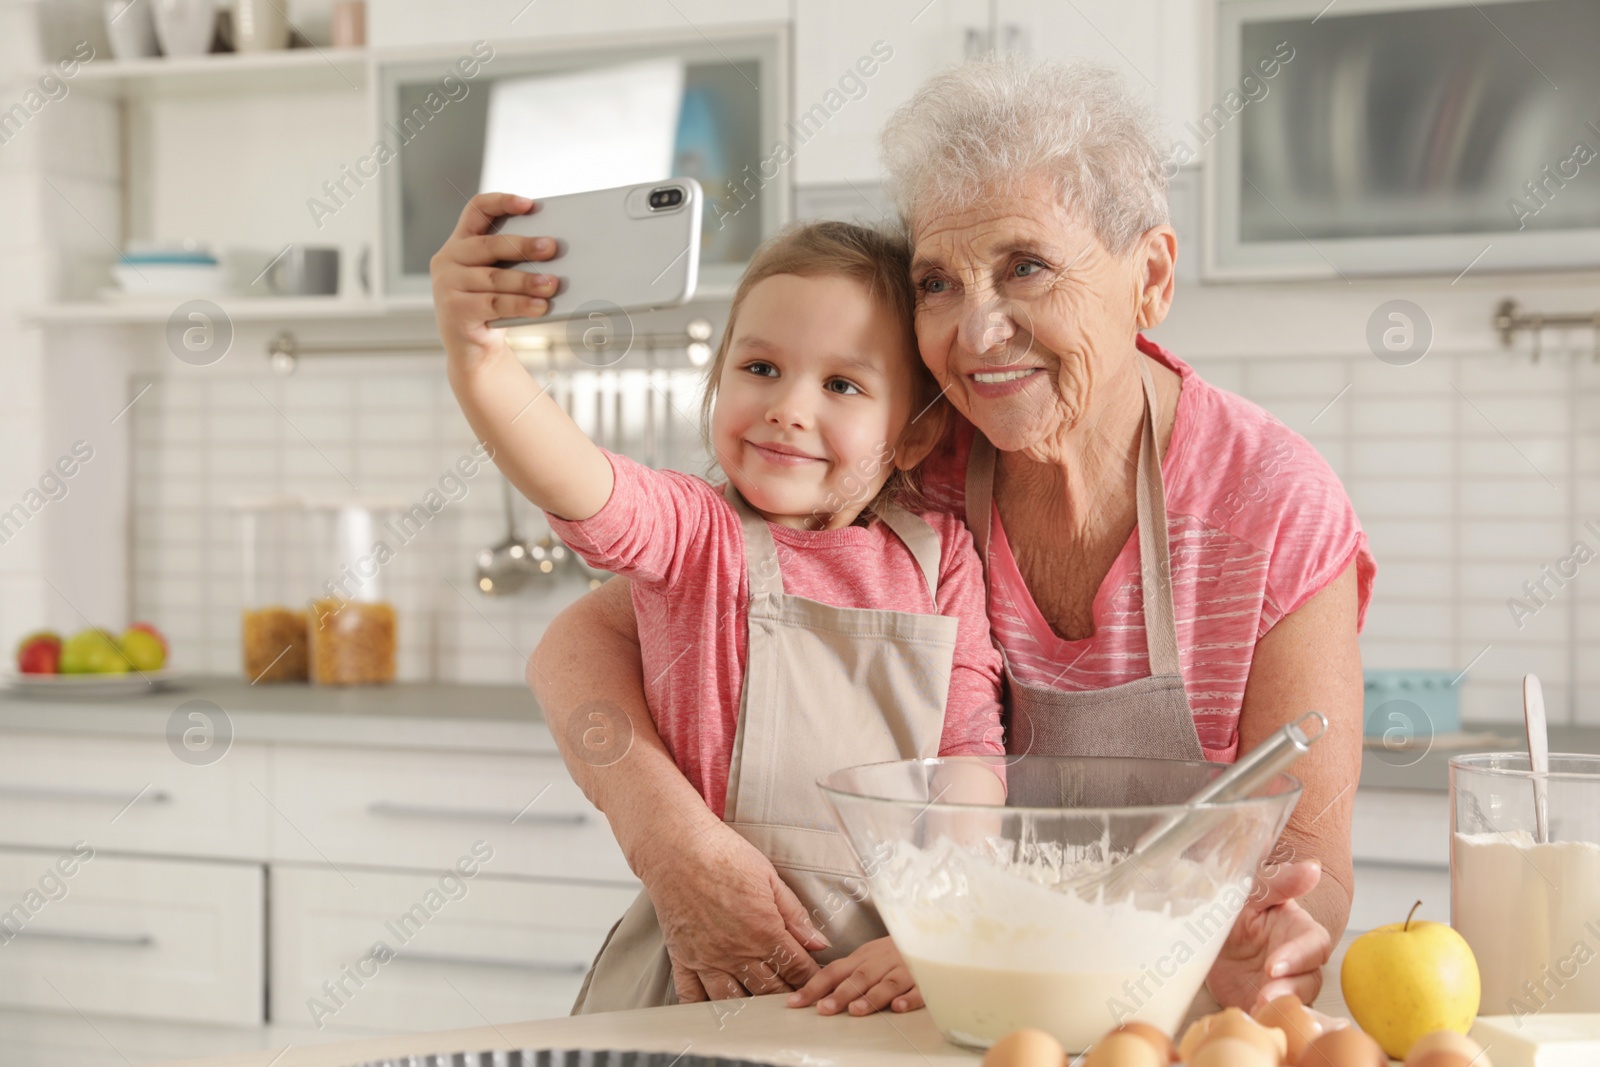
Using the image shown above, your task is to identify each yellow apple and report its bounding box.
[1340,900,1481,1060]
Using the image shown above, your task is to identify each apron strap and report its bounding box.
[964,354,1182,678]
[1134,357,1182,679]
[724,483,784,597]
[873,503,943,603]
[965,430,997,564]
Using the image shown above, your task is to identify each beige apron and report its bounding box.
[965,356,1204,764]
[571,486,958,1014]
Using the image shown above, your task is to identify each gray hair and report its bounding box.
[881,54,1169,253]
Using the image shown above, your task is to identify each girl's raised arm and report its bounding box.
[432,191,614,521]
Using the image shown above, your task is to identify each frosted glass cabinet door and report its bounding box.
[792,0,989,186]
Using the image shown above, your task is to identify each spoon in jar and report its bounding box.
[1524,673,1550,843]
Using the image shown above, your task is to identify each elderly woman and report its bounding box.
[531,57,1374,1018]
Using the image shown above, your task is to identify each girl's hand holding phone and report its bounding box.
[430,192,559,371]
[431,191,613,523]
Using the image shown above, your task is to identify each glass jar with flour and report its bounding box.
[1451,752,1600,1016]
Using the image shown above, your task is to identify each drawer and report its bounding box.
[0,848,263,1025]
[267,745,633,881]
[270,865,639,1032]
[0,733,270,860]
[1351,788,1450,867]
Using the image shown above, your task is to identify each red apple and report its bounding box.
[15,631,62,674]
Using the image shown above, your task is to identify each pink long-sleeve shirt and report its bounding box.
[547,450,1006,818]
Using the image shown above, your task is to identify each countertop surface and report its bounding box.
[4,675,1599,779]
[1356,722,1600,792]
[156,945,1361,1067]
[0,677,551,752]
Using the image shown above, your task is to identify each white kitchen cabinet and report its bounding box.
[0,734,271,860]
[368,0,787,50]
[1348,788,1452,934]
[0,850,263,1026]
[270,865,638,1032]
[266,744,634,882]
[1004,0,1201,149]
[791,0,989,186]
[793,0,1200,189]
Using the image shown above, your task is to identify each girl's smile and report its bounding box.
[709,273,923,530]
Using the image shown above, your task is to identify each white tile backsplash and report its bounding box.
[129,362,709,685]
[123,344,1600,720]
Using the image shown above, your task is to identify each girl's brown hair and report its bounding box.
[700,220,947,521]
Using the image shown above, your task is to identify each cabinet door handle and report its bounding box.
[366,802,586,826]
[393,951,588,975]
[8,929,154,948]
[0,784,171,805]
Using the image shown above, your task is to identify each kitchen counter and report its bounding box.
[0,678,550,752]
[153,944,1361,1067]
[4,675,1598,778]
[1356,722,1600,792]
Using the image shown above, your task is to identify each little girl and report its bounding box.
[433,193,1004,1018]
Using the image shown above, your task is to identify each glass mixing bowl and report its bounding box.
[819,756,1302,1052]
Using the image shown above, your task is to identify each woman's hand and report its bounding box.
[786,936,923,1016]
[430,191,560,370]
[1206,859,1332,1010]
[645,820,829,1001]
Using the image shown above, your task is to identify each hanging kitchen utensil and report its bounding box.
[475,474,539,596]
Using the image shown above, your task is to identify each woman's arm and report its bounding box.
[431,191,613,521]
[528,578,827,1000]
[1207,564,1362,1009]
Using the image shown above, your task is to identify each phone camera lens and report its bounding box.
[648,187,684,210]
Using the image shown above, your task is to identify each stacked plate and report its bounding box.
[111,242,224,296]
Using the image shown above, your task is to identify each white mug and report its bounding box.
[152,0,217,57]
[234,0,288,52]
[104,0,160,59]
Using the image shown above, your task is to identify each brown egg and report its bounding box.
[1254,994,1324,1062]
[983,1028,1065,1067]
[1298,1028,1387,1067]
[1191,1036,1278,1067]
[1083,1031,1162,1067]
[1179,1008,1274,1062]
[1407,1053,1479,1067]
[1206,1011,1290,1062]
[1405,1032,1490,1066]
[1110,1021,1176,1063]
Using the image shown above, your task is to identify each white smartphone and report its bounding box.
[486,178,702,328]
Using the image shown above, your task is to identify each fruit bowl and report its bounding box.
[2,669,181,699]
[819,756,1302,1052]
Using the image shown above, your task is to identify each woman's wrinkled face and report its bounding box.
[910,175,1144,459]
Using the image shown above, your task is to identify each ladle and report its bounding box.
[475,474,538,596]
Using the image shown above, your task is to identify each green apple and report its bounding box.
[118,628,166,672]
[1340,900,1480,1060]
[60,629,128,675]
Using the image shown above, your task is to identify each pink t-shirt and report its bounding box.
[547,451,1006,818]
[920,337,1376,763]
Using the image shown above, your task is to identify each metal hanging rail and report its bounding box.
[1493,298,1600,358]
[266,321,714,373]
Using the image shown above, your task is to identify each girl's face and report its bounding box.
[710,273,927,530]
